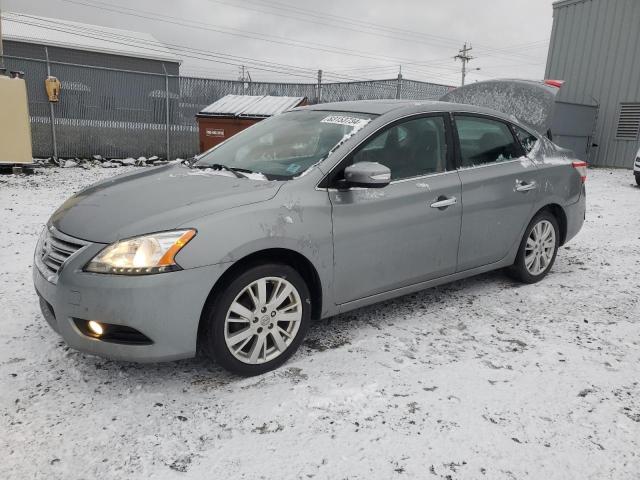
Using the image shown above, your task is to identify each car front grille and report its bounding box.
[36,227,88,281]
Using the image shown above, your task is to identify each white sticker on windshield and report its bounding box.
[321,115,370,129]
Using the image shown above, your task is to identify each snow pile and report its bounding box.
[34,155,170,169]
[0,168,639,479]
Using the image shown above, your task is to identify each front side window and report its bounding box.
[455,115,521,167]
[195,110,376,179]
[349,116,448,180]
[513,125,539,154]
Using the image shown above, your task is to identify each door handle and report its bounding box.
[515,180,537,192]
[430,196,457,209]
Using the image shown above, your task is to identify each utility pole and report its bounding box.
[246,69,252,95]
[162,64,170,160]
[396,65,402,99]
[239,65,252,93]
[454,42,473,86]
[316,69,322,104]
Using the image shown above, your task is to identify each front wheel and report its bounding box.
[508,211,559,284]
[202,263,311,376]
[635,173,640,186]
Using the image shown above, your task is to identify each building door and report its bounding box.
[550,101,599,162]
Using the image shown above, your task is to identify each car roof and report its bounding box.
[297,99,518,124]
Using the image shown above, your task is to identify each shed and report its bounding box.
[2,12,181,74]
[196,94,307,152]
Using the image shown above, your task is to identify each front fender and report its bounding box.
[174,186,336,316]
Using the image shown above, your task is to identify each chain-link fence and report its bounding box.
[2,55,453,159]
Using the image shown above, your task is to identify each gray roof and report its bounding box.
[199,95,307,118]
[2,12,181,64]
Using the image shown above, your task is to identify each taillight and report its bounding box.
[572,161,587,183]
[544,79,565,89]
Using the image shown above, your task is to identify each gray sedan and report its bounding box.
[33,83,586,375]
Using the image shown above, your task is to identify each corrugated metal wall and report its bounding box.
[546,0,640,168]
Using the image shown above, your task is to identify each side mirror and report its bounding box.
[343,162,391,189]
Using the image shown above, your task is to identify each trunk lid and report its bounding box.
[440,79,563,136]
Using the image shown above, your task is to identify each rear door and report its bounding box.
[327,114,462,304]
[454,114,539,271]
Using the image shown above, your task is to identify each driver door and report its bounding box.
[327,114,462,304]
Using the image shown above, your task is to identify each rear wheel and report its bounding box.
[202,263,311,376]
[508,211,559,284]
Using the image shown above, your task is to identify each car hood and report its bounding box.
[50,164,283,243]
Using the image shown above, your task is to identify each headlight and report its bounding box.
[84,230,196,275]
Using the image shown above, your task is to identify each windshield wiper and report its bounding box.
[228,167,256,175]
[190,163,245,179]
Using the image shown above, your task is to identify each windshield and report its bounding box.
[194,110,376,179]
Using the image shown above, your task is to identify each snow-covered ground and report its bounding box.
[1,167,638,480]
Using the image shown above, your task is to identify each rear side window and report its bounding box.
[454,115,521,167]
[513,125,539,154]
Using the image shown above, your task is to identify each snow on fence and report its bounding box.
[2,55,453,159]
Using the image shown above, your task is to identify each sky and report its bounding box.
[1,0,557,86]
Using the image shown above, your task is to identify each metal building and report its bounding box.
[1,12,181,74]
[546,0,640,168]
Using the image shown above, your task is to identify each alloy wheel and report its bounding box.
[524,219,556,276]
[224,277,302,364]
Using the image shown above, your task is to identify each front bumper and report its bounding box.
[634,157,640,173]
[33,238,230,362]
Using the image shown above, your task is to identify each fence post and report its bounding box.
[0,6,4,70]
[317,69,322,104]
[44,47,58,162]
[396,71,403,100]
[163,64,170,160]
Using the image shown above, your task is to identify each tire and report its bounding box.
[635,173,640,186]
[507,211,560,284]
[202,263,311,376]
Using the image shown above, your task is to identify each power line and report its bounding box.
[8,13,543,87]
[8,13,439,89]
[55,0,515,82]
[215,0,548,63]
[8,6,471,86]
[58,0,447,70]
[4,16,314,81]
[6,13,382,83]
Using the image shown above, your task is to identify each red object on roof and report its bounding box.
[544,79,565,89]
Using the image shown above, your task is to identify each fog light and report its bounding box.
[87,320,104,336]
